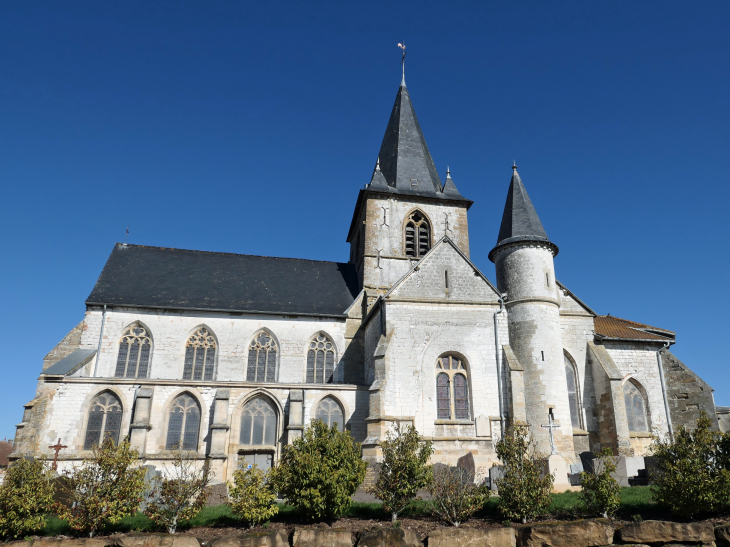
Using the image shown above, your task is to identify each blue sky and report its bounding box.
[1,1,729,440]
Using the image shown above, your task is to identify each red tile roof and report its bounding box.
[0,440,13,466]
[594,315,675,342]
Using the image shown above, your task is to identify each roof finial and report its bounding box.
[398,42,406,86]
[375,157,381,172]
[512,161,517,171]
[446,166,451,178]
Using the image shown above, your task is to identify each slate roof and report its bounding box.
[43,348,97,376]
[489,166,557,261]
[86,244,360,318]
[594,315,675,342]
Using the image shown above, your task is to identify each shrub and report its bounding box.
[0,458,56,539]
[229,464,279,527]
[428,465,489,526]
[56,438,146,537]
[651,411,730,517]
[579,448,621,518]
[366,422,433,522]
[494,424,553,523]
[144,449,212,533]
[269,419,367,521]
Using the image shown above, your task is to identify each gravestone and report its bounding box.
[140,465,163,510]
[488,465,504,491]
[456,451,475,478]
[579,451,595,474]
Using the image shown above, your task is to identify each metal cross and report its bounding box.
[541,412,560,455]
[443,212,452,235]
[48,438,67,471]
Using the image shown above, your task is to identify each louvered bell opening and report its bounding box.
[405,223,416,257]
[418,225,430,257]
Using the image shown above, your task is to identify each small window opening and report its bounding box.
[410,178,419,187]
[541,351,545,361]
[546,273,550,287]
[444,270,449,289]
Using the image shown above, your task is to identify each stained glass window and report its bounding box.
[437,373,451,419]
[624,381,650,433]
[565,354,582,429]
[306,333,336,383]
[315,396,345,431]
[436,355,470,420]
[240,397,277,446]
[405,211,431,258]
[84,392,122,449]
[183,328,216,380]
[165,394,201,450]
[115,324,152,378]
[247,332,278,382]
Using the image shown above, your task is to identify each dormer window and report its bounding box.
[405,211,430,258]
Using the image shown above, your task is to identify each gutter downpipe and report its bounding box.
[93,304,107,377]
[657,340,673,441]
[494,294,506,436]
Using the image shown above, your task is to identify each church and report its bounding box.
[11,71,720,485]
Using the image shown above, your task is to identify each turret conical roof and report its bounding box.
[488,166,558,261]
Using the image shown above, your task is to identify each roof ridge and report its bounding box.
[114,243,349,265]
[596,314,674,333]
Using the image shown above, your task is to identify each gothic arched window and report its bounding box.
[165,394,201,451]
[436,355,470,420]
[84,392,123,449]
[115,324,152,378]
[240,397,277,446]
[564,353,582,429]
[405,210,431,258]
[183,328,216,381]
[247,332,278,382]
[315,396,345,432]
[306,333,336,384]
[624,380,650,433]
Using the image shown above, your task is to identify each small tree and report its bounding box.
[428,465,489,526]
[269,419,367,521]
[494,424,553,523]
[579,448,621,518]
[0,458,56,539]
[57,438,146,537]
[229,464,279,528]
[366,422,433,522]
[144,449,212,533]
[651,412,730,517]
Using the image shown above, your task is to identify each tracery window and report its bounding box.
[436,355,470,420]
[115,324,152,378]
[84,392,123,449]
[405,210,431,258]
[315,396,345,432]
[247,332,278,382]
[564,353,582,429]
[183,328,216,381]
[240,397,277,446]
[165,394,201,451]
[624,380,650,433]
[306,333,336,383]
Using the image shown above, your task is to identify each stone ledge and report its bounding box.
[617,520,715,544]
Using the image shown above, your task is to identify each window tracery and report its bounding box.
[240,397,277,446]
[315,396,345,432]
[306,333,336,383]
[405,211,431,258]
[436,355,470,420]
[183,328,216,381]
[624,380,650,433]
[247,332,278,382]
[84,392,122,449]
[115,324,152,378]
[165,394,201,451]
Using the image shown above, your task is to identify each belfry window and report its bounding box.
[315,396,345,432]
[247,332,278,382]
[436,355,470,420]
[115,324,152,378]
[165,393,201,451]
[183,327,216,381]
[624,380,650,433]
[240,397,277,446]
[564,353,582,429]
[405,211,430,258]
[84,392,122,449]
[306,333,336,383]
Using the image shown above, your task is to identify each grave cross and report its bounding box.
[49,438,67,471]
[541,412,560,455]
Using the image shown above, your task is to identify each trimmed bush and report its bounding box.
[0,458,56,539]
[579,448,621,518]
[366,422,433,522]
[269,419,367,521]
[229,464,279,527]
[494,424,553,523]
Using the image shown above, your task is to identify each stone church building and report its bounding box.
[11,73,720,483]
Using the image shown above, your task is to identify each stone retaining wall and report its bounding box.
[6,520,730,547]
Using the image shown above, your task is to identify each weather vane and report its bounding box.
[397,42,406,77]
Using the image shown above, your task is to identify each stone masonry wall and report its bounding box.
[660,349,718,431]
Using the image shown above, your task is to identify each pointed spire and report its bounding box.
[488,164,558,262]
[441,166,465,198]
[368,156,389,189]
